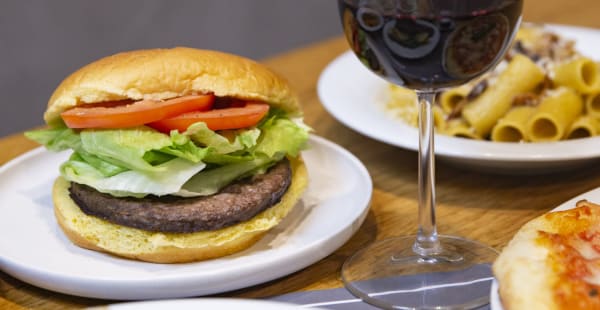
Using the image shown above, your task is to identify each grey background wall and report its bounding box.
[0,0,342,137]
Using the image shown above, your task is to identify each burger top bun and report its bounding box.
[44,47,301,125]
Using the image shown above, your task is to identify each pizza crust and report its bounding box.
[493,213,556,310]
[493,200,600,310]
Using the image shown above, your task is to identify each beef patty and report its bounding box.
[68,159,292,233]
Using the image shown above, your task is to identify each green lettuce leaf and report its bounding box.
[61,156,206,198]
[159,131,209,163]
[79,127,174,172]
[24,125,82,152]
[184,122,261,154]
[180,155,273,196]
[255,118,309,158]
[73,151,127,177]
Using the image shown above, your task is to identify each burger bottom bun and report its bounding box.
[52,156,308,263]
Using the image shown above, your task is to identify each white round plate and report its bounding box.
[99,298,326,310]
[318,24,600,174]
[0,135,372,300]
[490,186,600,309]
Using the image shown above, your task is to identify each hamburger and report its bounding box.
[25,47,309,263]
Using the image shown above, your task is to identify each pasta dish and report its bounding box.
[386,24,600,142]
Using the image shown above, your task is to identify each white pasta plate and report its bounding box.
[0,135,372,300]
[318,24,600,174]
[489,185,600,310]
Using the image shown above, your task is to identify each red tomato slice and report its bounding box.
[61,94,215,129]
[148,102,270,133]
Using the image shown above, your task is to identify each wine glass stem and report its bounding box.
[414,91,441,256]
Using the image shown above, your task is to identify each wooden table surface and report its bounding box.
[3,1,600,309]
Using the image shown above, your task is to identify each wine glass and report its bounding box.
[338,0,522,309]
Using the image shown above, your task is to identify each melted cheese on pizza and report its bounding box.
[536,202,600,309]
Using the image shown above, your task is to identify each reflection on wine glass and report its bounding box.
[338,0,522,309]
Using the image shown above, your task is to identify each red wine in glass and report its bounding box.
[341,0,522,89]
[338,0,522,309]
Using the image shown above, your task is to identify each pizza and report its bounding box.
[493,200,600,310]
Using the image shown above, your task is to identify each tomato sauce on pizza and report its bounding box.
[536,203,600,309]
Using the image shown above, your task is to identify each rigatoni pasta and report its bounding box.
[526,87,583,142]
[490,106,536,142]
[439,85,470,114]
[553,57,600,94]
[441,118,481,140]
[461,54,545,137]
[566,115,600,139]
[432,105,446,130]
[585,92,600,118]
[384,24,600,143]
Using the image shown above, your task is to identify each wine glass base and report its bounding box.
[341,235,498,310]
